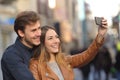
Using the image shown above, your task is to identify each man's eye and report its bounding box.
[31,29,36,32]
[38,27,41,30]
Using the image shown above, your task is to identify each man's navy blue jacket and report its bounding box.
[1,37,35,80]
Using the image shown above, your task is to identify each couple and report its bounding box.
[1,11,108,80]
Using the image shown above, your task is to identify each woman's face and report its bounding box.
[45,29,60,54]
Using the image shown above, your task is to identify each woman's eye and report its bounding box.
[48,37,52,40]
[56,35,59,38]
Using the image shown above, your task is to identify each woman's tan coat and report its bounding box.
[29,35,104,80]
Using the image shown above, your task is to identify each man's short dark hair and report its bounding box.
[14,11,40,37]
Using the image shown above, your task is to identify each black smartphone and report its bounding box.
[95,17,102,26]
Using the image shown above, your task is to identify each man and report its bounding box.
[1,11,41,80]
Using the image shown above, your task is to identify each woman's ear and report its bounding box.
[18,30,24,38]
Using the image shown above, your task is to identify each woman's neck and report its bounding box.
[49,53,56,63]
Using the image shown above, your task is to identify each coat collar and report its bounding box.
[42,63,74,80]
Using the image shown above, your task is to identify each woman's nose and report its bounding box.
[54,38,60,43]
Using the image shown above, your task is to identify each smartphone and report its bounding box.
[95,17,102,26]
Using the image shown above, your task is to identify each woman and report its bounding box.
[29,18,108,80]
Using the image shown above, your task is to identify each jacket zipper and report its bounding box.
[46,73,55,80]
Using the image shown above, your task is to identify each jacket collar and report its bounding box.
[15,37,33,52]
[44,63,74,80]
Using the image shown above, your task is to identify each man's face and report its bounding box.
[20,21,41,48]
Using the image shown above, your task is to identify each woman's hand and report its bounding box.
[98,17,108,36]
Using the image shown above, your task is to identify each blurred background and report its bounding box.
[0,0,120,80]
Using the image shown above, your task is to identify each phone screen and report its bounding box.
[95,17,102,26]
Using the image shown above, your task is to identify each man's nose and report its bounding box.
[36,29,41,36]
